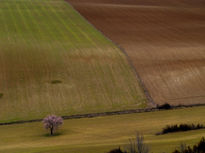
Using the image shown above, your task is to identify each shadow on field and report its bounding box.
[43,132,64,137]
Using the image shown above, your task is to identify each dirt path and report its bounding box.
[67,0,205,105]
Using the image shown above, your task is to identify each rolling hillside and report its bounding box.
[1,106,205,153]
[68,0,205,105]
[0,0,146,123]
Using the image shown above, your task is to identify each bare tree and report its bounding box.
[179,143,187,153]
[43,115,63,135]
[126,133,149,153]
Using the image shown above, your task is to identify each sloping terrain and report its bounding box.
[1,106,205,153]
[67,0,205,105]
[0,0,146,123]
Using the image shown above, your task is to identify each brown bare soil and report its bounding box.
[67,0,205,105]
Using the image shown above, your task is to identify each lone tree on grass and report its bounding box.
[43,115,63,135]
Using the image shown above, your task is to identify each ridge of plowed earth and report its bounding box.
[0,0,147,123]
[67,0,205,105]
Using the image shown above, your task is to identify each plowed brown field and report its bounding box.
[67,0,205,105]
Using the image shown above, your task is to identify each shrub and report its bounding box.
[51,80,62,84]
[125,133,149,153]
[108,148,125,153]
[157,103,171,110]
[161,124,205,134]
[43,115,63,135]
[108,133,149,153]
[0,93,3,98]
[173,137,205,153]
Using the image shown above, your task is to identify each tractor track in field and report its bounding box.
[65,0,156,107]
[1,104,205,126]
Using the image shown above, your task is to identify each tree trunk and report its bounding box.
[50,127,53,135]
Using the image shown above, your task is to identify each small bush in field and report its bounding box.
[43,115,63,135]
[157,103,171,110]
[0,93,3,98]
[108,148,125,153]
[51,80,62,84]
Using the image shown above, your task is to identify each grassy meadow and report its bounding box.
[0,0,146,123]
[1,106,205,153]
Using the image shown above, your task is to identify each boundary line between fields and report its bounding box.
[64,0,156,107]
[1,103,205,126]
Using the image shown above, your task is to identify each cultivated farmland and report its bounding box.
[0,0,147,123]
[67,0,205,105]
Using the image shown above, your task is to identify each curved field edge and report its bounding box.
[1,106,205,153]
[0,0,147,123]
[65,0,155,107]
[67,0,205,105]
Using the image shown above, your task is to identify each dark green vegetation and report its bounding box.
[1,106,205,153]
[173,137,205,153]
[0,0,146,123]
[157,103,171,110]
[161,124,205,135]
[108,148,124,153]
[0,93,3,98]
[50,80,62,84]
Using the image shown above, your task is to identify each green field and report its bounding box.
[0,0,146,123]
[1,106,205,153]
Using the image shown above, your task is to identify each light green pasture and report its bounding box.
[0,106,205,153]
